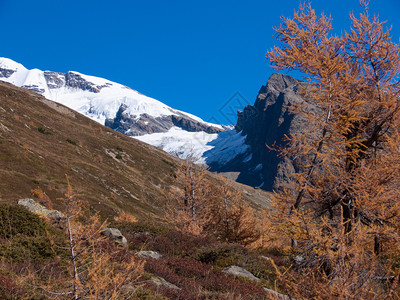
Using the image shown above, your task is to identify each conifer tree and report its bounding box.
[265,1,400,297]
[32,176,143,299]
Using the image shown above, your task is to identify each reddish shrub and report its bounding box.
[149,230,215,256]
[0,274,26,298]
[145,256,267,299]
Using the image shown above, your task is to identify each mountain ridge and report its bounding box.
[0,57,224,135]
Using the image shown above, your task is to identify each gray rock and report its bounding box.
[17,198,65,228]
[65,71,102,93]
[17,198,62,219]
[44,71,65,89]
[137,250,162,259]
[151,276,180,290]
[208,73,319,192]
[223,265,260,281]
[105,105,223,137]
[293,255,305,265]
[21,84,45,94]
[101,227,127,245]
[0,68,16,78]
[263,287,292,300]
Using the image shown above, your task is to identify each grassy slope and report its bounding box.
[0,81,182,220]
[0,81,270,221]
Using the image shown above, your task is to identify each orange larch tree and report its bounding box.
[265,1,400,298]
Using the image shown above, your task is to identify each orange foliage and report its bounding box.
[30,175,143,299]
[31,188,53,209]
[114,211,138,223]
[264,2,400,298]
[167,160,260,245]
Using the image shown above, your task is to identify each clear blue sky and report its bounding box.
[1,0,399,124]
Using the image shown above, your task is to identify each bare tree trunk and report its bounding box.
[189,168,197,227]
[222,186,230,241]
[67,216,79,300]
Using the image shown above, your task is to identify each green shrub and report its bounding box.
[115,154,122,159]
[195,243,245,267]
[37,127,51,135]
[121,221,169,237]
[66,138,77,145]
[0,205,47,239]
[195,243,278,284]
[134,288,168,300]
[0,235,54,262]
[0,205,56,263]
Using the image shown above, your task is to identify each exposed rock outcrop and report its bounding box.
[17,198,65,228]
[137,250,162,260]
[222,265,260,281]
[263,287,292,300]
[101,227,128,245]
[151,276,180,290]
[105,106,222,137]
[0,68,15,78]
[210,73,317,191]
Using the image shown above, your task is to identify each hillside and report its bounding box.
[0,81,269,221]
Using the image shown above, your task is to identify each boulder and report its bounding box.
[222,265,260,281]
[17,198,65,228]
[151,276,180,290]
[137,250,162,260]
[101,227,127,245]
[263,287,292,300]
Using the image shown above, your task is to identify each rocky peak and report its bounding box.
[0,68,15,78]
[44,71,65,89]
[65,71,102,93]
[212,73,313,191]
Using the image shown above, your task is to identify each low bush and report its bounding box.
[195,243,279,285]
[121,220,169,237]
[66,138,77,145]
[133,287,169,300]
[0,205,47,239]
[0,274,26,299]
[127,229,213,255]
[194,243,245,267]
[37,127,51,135]
[0,235,54,263]
[148,231,215,256]
[0,205,61,263]
[145,256,268,299]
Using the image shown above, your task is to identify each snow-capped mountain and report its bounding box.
[0,58,310,192]
[0,58,221,133]
[0,57,248,164]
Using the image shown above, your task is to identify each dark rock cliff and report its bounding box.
[105,105,222,136]
[211,73,315,191]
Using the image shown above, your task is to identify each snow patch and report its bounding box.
[134,127,219,164]
[204,130,250,166]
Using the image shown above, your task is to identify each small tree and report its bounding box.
[204,179,260,246]
[167,162,260,245]
[34,175,143,299]
[166,158,211,234]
